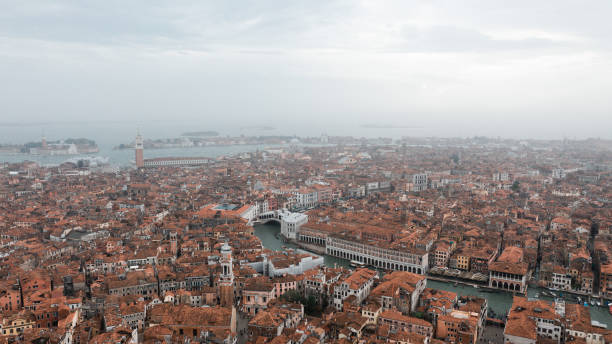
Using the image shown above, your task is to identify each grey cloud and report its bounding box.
[0,0,351,50]
[0,1,187,44]
[0,0,607,55]
[1,1,612,139]
[390,25,582,53]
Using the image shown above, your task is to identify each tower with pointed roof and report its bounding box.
[135,131,144,168]
[219,242,234,307]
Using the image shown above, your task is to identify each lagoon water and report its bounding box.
[0,120,427,166]
[0,121,312,166]
[0,143,276,167]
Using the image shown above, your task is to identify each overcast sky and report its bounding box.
[1,0,611,139]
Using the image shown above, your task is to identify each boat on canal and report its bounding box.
[350,260,366,268]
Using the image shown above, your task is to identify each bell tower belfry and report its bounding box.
[219,242,234,307]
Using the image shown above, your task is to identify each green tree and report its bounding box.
[280,290,303,303]
[511,181,520,192]
[412,311,425,319]
[304,294,318,314]
[279,290,321,316]
[451,153,460,164]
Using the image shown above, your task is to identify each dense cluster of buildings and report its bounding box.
[1,136,612,343]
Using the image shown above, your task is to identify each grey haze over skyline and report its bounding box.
[1,0,612,140]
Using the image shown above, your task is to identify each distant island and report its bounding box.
[114,134,317,150]
[181,131,219,137]
[362,124,423,129]
[0,137,98,155]
[240,126,276,131]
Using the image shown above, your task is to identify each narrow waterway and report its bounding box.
[254,223,612,327]
[254,222,349,268]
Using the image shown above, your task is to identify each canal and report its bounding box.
[254,222,349,268]
[254,223,612,327]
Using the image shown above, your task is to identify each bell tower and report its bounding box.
[219,242,234,307]
[135,131,144,168]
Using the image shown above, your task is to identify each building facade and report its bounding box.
[326,236,428,274]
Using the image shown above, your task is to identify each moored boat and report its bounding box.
[350,260,366,268]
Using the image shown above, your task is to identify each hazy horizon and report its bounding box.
[1,119,610,148]
[1,1,611,140]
